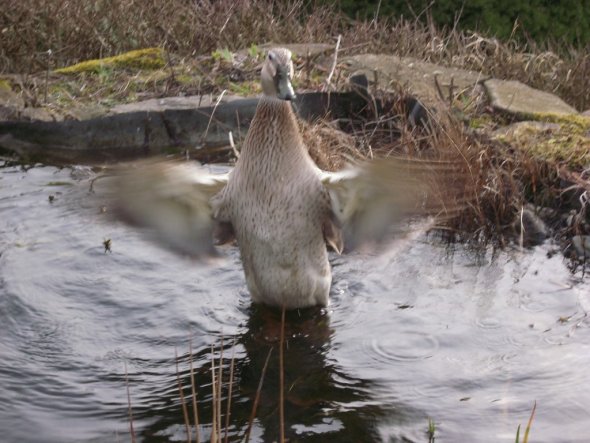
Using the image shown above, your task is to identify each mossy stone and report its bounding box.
[55,48,165,74]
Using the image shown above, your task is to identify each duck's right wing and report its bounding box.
[319,158,468,251]
[103,159,231,258]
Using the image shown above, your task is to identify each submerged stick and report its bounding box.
[279,307,286,443]
[189,339,201,443]
[210,344,217,443]
[243,347,273,443]
[217,337,224,443]
[224,340,236,443]
[175,347,192,443]
[124,361,137,443]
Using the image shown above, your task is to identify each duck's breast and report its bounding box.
[231,164,332,307]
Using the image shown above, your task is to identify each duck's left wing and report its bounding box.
[105,159,230,258]
[319,158,467,251]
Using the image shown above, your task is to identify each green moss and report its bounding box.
[55,48,165,74]
[175,74,196,85]
[45,181,73,186]
[468,114,495,129]
[527,112,590,129]
[228,80,261,95]
[211,48,233,63]
[497,120,590,168]
[0,79,12,91]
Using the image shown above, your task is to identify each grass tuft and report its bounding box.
[2,0,589,110]
[427,417,436,442]
[515,401,537,443]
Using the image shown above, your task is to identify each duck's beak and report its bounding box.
[277,75,296,101]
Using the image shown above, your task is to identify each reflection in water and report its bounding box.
[137,305,408,442]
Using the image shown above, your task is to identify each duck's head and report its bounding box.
[261,48,296,101]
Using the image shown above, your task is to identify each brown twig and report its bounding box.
[201,90,227,147]
[324,34,341,91]
[243,347,273,443]
[223,340,236,443]
[210,344,217,443]
[175,347,192,443]
[189,338,201,443]
[279,307,286,443]
[124,361,137,443]
[217,337,224,443]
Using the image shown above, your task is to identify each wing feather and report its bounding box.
[320,158,468,250]
[106,159,230,258]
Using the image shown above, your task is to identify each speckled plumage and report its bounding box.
[112,48,456,310]
[213,49,335,308]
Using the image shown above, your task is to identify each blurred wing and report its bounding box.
[320,158,467,251]
[107,160,230,258]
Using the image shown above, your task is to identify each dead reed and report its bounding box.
[155,339,276,443]
[299,87,587,250]
[2,0,589,110]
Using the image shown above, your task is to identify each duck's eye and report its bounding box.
[268,53,274,61]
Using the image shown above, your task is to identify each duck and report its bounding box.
[111,48,463,309]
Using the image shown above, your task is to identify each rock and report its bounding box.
[0,80,25,121]
[256,43,334,58]
[348,72,369,92]
[484,79,578,117]
[341,54,487,107]
[0,98,260,163]
[513,206,550,246]
[109,94,244,115]
[572,235,590,257]
[0,81,24,108]
[0,91,374,164]
[493,120,562,137]
[20,107,60,122]
[63,103,108,121]
[564,210,589,231]
[0,105,21,121]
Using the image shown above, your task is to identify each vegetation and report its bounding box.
[54,48,165,74]
[427,417,436,442]
[1,0,589,110]
[333,0,590,46]
[515,401,537,443]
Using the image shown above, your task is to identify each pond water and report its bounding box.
[1,163,589,443]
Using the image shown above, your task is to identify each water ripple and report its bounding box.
[2,165,590,443]
[364,332,439,364]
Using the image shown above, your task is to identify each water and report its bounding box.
[1,163,589,442]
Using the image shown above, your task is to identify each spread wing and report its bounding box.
[320,158,468,251]
[103,159,230,258]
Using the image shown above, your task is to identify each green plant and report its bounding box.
[515,401,537,443]
[212,48,233,64]
[247,44,261,59]
[427,417,436,442]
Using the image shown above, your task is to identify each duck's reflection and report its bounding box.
[137,304,402,442]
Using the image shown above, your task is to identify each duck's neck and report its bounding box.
[241,96,305,158]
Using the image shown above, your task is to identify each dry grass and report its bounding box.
[2,0,589,111]
[124,338,273,443]
[297,89,586,248]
